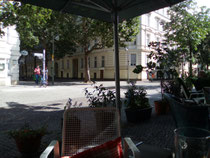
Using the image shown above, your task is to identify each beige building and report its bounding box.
[48,8,169,81]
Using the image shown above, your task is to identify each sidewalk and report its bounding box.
[0,81,175,157]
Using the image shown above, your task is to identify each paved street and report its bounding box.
[0,80,175,157]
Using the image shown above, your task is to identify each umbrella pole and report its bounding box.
[112,9,121,114]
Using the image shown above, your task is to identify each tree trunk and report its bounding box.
[189,50,193,77]
[84,51,91,82]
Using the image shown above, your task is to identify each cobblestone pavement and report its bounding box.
[0,80,176,157]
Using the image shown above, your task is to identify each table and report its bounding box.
[137,144,173,158]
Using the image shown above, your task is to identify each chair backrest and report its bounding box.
[203,87,210,104]
[192,78,210,91]
[61,107,120,156]
[164,93,209,130]
[176,78,190,99]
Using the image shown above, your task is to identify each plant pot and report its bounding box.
[15,135,42,157]
[125,107,152,123]
[154,100,169,115]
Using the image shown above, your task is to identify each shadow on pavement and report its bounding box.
[0,102,64,158]
[0,93,176,158]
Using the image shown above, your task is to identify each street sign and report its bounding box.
[20,50,28,56]
[34,53,43,59]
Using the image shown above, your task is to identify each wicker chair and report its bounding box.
[203,87,210,104]
[176,78,204,100]
[40,107,140,158]
[164,93,209,130]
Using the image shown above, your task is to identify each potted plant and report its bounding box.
[147,41,180,115]
[8,123,48,157]
[124,83,152,123]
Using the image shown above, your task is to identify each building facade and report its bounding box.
[48,8,169,81]
[0,25,21,85]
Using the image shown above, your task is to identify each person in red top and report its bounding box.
[34,66,41,85]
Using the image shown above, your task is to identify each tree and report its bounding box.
[73,17,139,82]
[0,2,77,60]
[197,33,210,70]
[0,2,78,78]
[163,0,210,77]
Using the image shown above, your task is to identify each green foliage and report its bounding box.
[84,84,116,107]
[0,2,77,58]
[124,83,150,109]
[147,41,179,76]
[197,33,210,70]
[133,65,143,74]
[8,123,48,141]
[163,0,210,76]
[161,80,181,97]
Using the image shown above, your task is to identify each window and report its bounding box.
[7,27,10,43]
[162,8,164,15]
[67,60,70,69]
[61,60,64,69]
[146,34,150,46]
[160,20,164,31]
[146,14,150,26]
[61,71,63,78]
[101,56,105,67]
[80,58,84,68]
[156,18,160,30]
[94,57,97,68]
[130,54,136,66]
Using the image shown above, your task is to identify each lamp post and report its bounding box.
[52,34,55,85]
[51,34,59,85]
[126,47,129,82]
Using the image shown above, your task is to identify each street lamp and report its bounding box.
[51,34,59,85]
[125,47,129,82]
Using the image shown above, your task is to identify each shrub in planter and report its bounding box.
[84,84,116,108]
[124,83,152,123]
[8,124,48,157]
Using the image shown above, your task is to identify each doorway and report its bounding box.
[55,62,59,77]
[72,59,78,79]
[100,70,104,80]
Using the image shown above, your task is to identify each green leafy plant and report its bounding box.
[8,124,48,141]
[84,84,116,107]
[124,83,150,109]
[161,79,181,98]
[133,65,144,74]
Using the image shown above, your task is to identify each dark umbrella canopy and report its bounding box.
[17,0,185,112]
[18,0,184,23]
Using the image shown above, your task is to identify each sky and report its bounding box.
[195,0,210,8]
